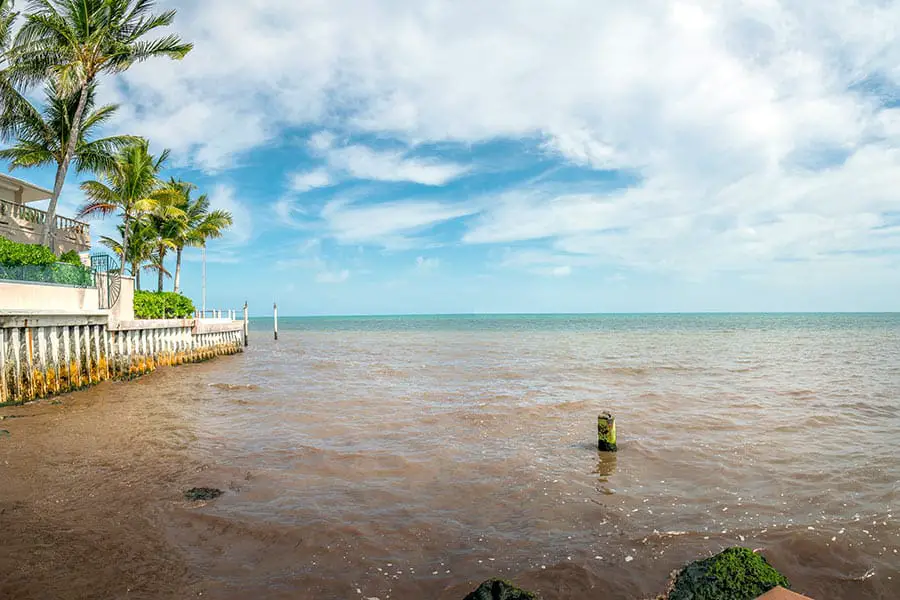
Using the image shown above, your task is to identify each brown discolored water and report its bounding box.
[3,314,899,599]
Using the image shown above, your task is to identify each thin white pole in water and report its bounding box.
[201,245,207,313]
[273,302,278,341]
[243,301,249,347]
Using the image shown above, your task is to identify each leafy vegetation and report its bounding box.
[0,1,230,302]
[58,250,82,265]
[77,140,180,286]
[1,0,192,247]
[0,239,92,286]
[133,290,195,319]
[0,237,56,266]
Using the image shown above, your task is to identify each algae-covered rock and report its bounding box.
[184,487,223,501]
[463,579,539,600]
[667,547,790,600]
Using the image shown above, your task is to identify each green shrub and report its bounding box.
[0,238,93,287]
[58,250,82,266]
[0,237,57,266]
[134,290,195,319]
[50,263,94,286]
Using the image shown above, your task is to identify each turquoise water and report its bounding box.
[251,312,900,332]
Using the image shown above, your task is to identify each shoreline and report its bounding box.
[0,373,203,599]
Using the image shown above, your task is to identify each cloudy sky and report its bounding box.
[22,0,900,314]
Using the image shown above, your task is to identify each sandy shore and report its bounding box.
[0,375,205,600]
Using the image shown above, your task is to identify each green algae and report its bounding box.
[598,412,617,452]
[667,547,790,600]
[463,579,539,600]
[183,487,223,502]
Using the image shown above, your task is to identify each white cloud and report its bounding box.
[100,0,900,280]
[415,256,440,271]
[320,198,477,246]
[315,142,468,186]
[316,269,350,284]
[289,168,333,192]
[208,184,253,246]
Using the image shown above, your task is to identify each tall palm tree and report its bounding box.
[77,139,174,277]
[145,182,184,292]
[0,81,136,234]
[0,0,25,120]
[168,179,232,294]
[6,0,192,247]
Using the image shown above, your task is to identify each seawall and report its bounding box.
[0,312,244,405]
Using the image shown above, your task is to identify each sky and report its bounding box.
[10,0,900,315]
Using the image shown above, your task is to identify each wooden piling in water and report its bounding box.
[598,411,617,452]
[273,302,278,341]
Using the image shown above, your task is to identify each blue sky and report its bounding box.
[12,0,900,315]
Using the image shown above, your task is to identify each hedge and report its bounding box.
[0,237,57,266]
[0,238,93,286]
[133,290,196,319]
[58,250,83,266]
[0,263,93,287]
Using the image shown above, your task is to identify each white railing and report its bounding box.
[195,309,240,321]
[0,196,89,235]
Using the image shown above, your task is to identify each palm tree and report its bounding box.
[0,81,136,237]
[6,0,192,247]
[0,0,25,120]
[167,179,232,294]
[77,139,174,277]
[145,182,185,292]
[99,219,154,290]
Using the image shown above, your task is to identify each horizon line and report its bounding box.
[247,311,899,318]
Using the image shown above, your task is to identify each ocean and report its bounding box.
[170,313,899,598]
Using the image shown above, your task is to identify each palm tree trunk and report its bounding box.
[157,246,166,292]
[121,214,131,278]
[132,262,140,290]
[41,83,90,249]
[173,246,183,293]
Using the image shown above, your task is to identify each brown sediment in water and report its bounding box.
[0,373,204,599]
[1,320,898,600]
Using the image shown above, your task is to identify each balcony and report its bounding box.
[0,174,90,254]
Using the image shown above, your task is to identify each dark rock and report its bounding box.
[184,487,223,501]
[0,429,9,438]
[463,579,539,600]
[667,547,790,600]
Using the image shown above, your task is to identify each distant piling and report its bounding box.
[243,302,249,347]
[273,303,278,341]
[598,412,617,452]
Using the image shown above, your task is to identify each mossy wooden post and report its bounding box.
[273,302,278,341]
[598,411,617,452]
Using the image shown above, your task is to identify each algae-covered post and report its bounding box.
[273,302,278,341]
[598,411,617,452]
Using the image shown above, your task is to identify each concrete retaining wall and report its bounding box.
[0,280,100,312]
[0,313,244,405]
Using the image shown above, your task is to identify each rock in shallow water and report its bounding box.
[463,579,539,600]
[666,547,791,600]
[183,487,223,501]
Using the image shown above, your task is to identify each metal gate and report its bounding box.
[91,252,122,309]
